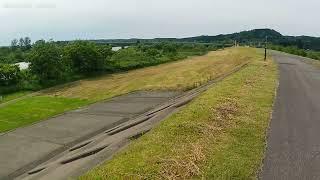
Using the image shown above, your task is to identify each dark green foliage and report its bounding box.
[97,44,114,71]
[0,64,22,94]
[162,43,178,54]
[18,37,32,50]
[97,44,114,59]
[0,36,32,64]
[0,64,20,86]
[28,40,68,86]
[6,49,25,63]
[0,47,27,64]
[11,39,18,50]
[63,41,105,74]
[179,29,282,45]
[24,37,32,50]
[110,48,154,70]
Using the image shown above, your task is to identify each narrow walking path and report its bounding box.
[261,51,320,179]
[0,91,179,179]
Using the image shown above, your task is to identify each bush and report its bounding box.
[97,44,114,59]
[110,48,153,70]
[18,70,40,90]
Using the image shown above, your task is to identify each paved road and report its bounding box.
[261,51,320,180]
[0,91,179,179]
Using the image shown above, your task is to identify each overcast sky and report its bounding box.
[0,0,319,46]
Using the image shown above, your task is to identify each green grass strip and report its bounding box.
[0,96,89,133]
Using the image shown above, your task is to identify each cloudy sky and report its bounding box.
[0,0,319,46]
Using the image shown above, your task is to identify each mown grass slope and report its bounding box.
[0,47,252,133]
[81,49,278,179]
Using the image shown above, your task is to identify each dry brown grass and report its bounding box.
[42,47,252,101]
[214,98,239,121]
[156,97,240,179]
[159,142,206,179]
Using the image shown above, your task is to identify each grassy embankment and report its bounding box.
[0,91,31,104]
[0,47,251,133]
[81,48,278,179]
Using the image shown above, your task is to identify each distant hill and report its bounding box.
[180,29,320,51]
[180,29,282,43]
[60,29,320,51]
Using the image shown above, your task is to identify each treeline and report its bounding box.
[0,37,32,64]
[0,40,216,94]
[90,29,320,51]
[269,44,320,60]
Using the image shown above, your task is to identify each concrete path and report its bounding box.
[0,91,179,179]
[261,51,320,180]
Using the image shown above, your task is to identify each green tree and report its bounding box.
[24,37,32,50]
[5,49,25,63]
[0,64,20,86]
[28,40,67,86]
[97,44,114,59]
[146,48,160,57]
[163,43,178,55]
[18,38,25,49]
[11,39,18,50]
[63,41,104,74]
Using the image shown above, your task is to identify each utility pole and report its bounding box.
[264,36,268,61]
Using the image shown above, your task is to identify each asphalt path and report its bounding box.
[261,51,320,180]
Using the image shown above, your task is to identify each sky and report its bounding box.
[0,0,319,46]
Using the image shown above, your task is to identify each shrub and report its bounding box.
[18,70,40,90]
[110,48,153,70]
